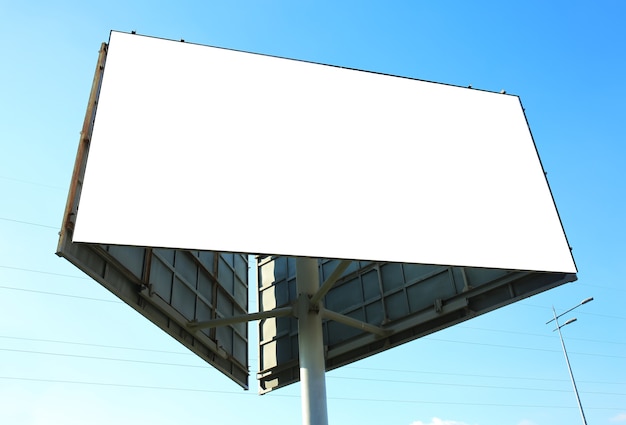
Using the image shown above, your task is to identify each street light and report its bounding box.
[546,297,593,425]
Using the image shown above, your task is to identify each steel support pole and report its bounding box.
[296,257,328,425]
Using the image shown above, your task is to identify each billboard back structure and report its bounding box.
[72,31,576,275]
[257,256,575,393]
[57,43,250,389]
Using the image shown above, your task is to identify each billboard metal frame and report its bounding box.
[57,43,250,389]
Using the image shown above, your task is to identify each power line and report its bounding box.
[0,265,87,279]
[0,175,64,190]
[579,311,626,320]
[0,216,58,229]
[3,334,624,386]
[578,282,626,292]
[457,324,626,345]
[0,348,207,369]
[3,344,625,389]
[347,366,626,386]
[0,335,191,355]
[521,302,626,320]
[327,394,621,410]
[0,376,621,410]
[424,336,626,359]
[0,375,248,395]
[0,285,120,302]
[327,375,626,396]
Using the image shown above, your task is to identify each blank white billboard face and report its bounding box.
[74,31,576,273]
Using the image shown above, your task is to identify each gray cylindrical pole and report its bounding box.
[296,257,328,425]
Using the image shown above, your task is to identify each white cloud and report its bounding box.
[610,413,626,422]
[410,418,473,425]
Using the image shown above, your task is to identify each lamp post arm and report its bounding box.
[546,297,593,325]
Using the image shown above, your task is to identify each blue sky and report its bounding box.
[1,1,624,425]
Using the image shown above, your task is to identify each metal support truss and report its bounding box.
[320,307,391,337]
[187,306,293,330]
[310,259,352,306]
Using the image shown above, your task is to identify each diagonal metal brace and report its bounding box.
[310,260,352,306]
[320,307,391,338]
[187,306,294,330]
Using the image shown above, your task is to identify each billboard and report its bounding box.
[60,32,577,397]
[57,43,250,389]
[72,31,576,274]
[257,256,576,393]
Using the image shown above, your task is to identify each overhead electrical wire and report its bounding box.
[0,376,621,410]
[0,265,87,279]
[326,375,626,396]
[2,345,625,387]
[0,285,120,302]
[1,335,624,386]
[422,337,626,359]
[346,366,626,386]
[0,335,191,355]
[0,174,64,190]
[457,325,626,345]
[0,216,58,229]
[0,348,207,369]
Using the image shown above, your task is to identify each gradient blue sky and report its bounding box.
[1,1,624,425]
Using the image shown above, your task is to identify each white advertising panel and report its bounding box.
[73,31,576,273]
